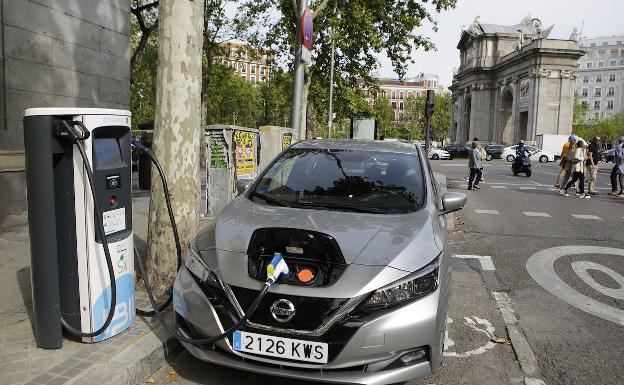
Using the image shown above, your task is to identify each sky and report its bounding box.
[377,0,624,89]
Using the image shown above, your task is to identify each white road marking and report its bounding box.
[443,316,498,358]
[490,185,507,189]
[475,209,500,215]
[519,187,537,190]
[571,214,602,220]
[452,254,496,270]
[493,292,544,380]
[522,212,551,217]
[571,261,624,300]
[526,246,624,326]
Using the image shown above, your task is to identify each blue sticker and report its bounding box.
[92,274,135,342]
[233,331,241,350]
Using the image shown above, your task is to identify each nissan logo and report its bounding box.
[270,299,296,323]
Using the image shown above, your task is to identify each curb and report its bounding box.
[66,319,180,385]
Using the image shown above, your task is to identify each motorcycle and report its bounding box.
[512,155,532,177]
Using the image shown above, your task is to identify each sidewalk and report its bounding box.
[0,185,211,385]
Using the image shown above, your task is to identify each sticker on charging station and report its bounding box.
[103,208,125,235]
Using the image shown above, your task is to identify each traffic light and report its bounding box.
[425,90,435,118]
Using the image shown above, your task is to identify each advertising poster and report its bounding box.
[282,133,293,150]
[234,131,255,179]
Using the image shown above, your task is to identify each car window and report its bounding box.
[253,148,425,214]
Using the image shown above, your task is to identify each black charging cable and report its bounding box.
[56,120,117,338]
[131,139,274,344]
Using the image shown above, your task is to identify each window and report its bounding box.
[241,63,247,73]
[400,91,404,100]
[598,61,604,68]
[611,60,617,66]
[251,76,256,85]
[582,88,588,97]
[611,49,619,57]
[595,88,602,96]
[260,66,265,75]
[399,102,404,110]
[231,61,237,71]
[581,101,588,107]
[251,64,256,74]
[586,62,593,68]
[391,90,396,99]
[596,75,602,83]
[391,101,397,109]
[594,100,601,109]
[407,91,412,98]
[607,100,614,109]
[598,50,605,58]
[608,87,615,96]
[609,74,616,82]
[583,76,589,83]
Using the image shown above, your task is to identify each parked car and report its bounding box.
[416,142,451,160]
[173,139,467,384]
[484,144,505,161]
[501,145,555,163]
[443,144,471,158]
[601,149,615,163]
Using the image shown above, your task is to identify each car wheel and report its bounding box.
[526,170,532,177]
[506,155,515,162]
[432,154,439,160]
[486,154,492,161]
[539,155,548,163]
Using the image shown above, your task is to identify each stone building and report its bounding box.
[576,35,624,120]
[221,42,274,85]
[449,17,584,145]
[0,0,131,222]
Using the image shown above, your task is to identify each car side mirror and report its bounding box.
[440,192,467,215]
[235,179,253,194]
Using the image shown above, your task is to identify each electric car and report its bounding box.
[173,140,466,384]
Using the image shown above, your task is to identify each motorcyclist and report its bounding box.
[516,140,531,159]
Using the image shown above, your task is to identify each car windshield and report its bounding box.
[251,148,425,214]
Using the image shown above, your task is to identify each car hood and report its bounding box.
[197,196,441,273]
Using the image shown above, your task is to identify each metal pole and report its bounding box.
[425,119,431,152]
[291,0,307,137]
[327,3,337,139]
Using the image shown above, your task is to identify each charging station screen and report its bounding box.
[94,138,122,167]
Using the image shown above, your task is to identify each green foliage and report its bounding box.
[430,92,452,141]
[573,112,624,145]
[572,91,588,125]
[130,11,158,129]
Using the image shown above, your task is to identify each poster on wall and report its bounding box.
[209,138,227,169]
[233,131,255,180]
[281,133,293,150]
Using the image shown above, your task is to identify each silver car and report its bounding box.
[173,140,466,384]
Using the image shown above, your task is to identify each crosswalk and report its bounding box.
[472,209,608,220]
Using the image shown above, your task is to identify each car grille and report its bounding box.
[230,286,349,331]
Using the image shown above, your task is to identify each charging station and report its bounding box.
[23,108,135,349]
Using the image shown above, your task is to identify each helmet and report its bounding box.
[569,135,578,142]
[518,140,525,145]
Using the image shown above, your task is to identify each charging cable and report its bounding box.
[131,139,290,344]
[56,120,117,338]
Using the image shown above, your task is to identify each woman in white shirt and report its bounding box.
[561,140,590,199]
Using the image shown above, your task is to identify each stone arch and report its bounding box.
[463,94,472,143]
[500,89,514,145]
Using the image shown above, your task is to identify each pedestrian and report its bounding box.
[607,136,624,197]
[554,135,577,189]
[478,140,487,182]
[468,141,482,190]
[561,140,590,198]
[585,136,601,196]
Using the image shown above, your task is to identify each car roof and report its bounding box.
[291,139,420,154]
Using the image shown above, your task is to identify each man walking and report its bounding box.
[586,137,601,196]
[468,141,482,190]
[557,135,578,194]
[608,136,624,197]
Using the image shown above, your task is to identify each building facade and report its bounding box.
[221,42,273,85]
[0,0,131,222]
[576,35,624,120]
[366,74,445,122]
[449,17,584,145]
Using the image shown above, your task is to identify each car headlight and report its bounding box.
[184,241,218,286]
[361,255,440,311]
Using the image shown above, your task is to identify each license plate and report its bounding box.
[233,331,328,364]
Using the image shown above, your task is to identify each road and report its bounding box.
[141,159,624,385]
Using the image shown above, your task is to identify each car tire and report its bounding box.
[486,154,492,161]
[539,155,548,163]
[432,154,439,160]
[506,155,515,162]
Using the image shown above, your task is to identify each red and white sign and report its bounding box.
[301,9,314,50]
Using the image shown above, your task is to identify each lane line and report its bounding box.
[492,292,545,383]
[571,214,602,220]
[490,185,507,189]
[519,187,537,190]
[452,254,496,271]
[522,212,551,217]
[475,209,500,215]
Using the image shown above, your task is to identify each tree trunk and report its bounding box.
[146,0,204,294]
[300,75,311,138]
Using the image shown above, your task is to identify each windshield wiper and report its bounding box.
[295,201,387,214]
[250,191,288,207]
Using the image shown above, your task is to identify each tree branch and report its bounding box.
[131,0,159,15]
[311,0,330,19]
[291,0,298,19]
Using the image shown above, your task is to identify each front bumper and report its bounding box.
[172,267,445,384]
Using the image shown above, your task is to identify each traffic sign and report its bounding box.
[301,9,314,50]
[301,46,312,64]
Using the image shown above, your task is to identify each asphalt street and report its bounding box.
[141,159,624,385]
